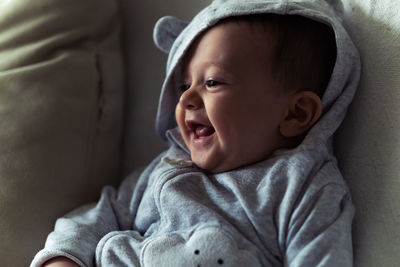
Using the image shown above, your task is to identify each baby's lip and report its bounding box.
[185,119,215,138]
[185,119,207,130]
[185,119,211,131]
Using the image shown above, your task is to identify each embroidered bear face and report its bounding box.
[141,227,262,267]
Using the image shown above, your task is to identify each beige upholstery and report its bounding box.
[0,0,123,266]
[337,0,400,266]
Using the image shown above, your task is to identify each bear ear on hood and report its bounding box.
[153,16,189,53]
[212,0,229,4]
[325,0,347,18]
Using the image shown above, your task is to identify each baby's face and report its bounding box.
[175,21,290,173]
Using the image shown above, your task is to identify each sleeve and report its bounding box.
[284,183,355,267]
[30,154,163,267]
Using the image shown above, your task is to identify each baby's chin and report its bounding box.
[192,149,277,174]
[191,155,224,174]
[191,155,246,174]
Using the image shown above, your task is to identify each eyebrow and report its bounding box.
[182,62,237,82]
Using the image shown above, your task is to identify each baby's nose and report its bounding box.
[180,88,203,110]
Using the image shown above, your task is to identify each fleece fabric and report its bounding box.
[31,0,360,266]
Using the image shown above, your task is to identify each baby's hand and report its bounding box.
[42,257,79,267]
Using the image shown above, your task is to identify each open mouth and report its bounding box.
[186,120,216,139]
[194,124,215,138]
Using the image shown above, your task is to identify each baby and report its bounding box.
[32,0,360,266]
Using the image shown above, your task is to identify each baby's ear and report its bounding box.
[279,91,322,137]
[153,16,189,53]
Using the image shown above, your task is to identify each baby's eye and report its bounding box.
[205,79,223,88]
[179,84,191,93]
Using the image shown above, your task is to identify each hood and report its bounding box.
[153,0,360,153]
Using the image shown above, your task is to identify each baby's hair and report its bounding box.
[218,14,337,97]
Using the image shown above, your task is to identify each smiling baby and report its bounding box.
[32,1,360,266]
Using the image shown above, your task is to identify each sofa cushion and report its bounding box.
[337,0,400,266]
[0,0,124,265]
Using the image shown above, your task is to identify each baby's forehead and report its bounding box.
[217,16,279,42]
[183,18,276,67]
[213,18,277,44]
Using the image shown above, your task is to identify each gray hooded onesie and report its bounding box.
[31,0,360,266]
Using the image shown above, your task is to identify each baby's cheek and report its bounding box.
[175,104,181,123]
[175,105,185,129]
